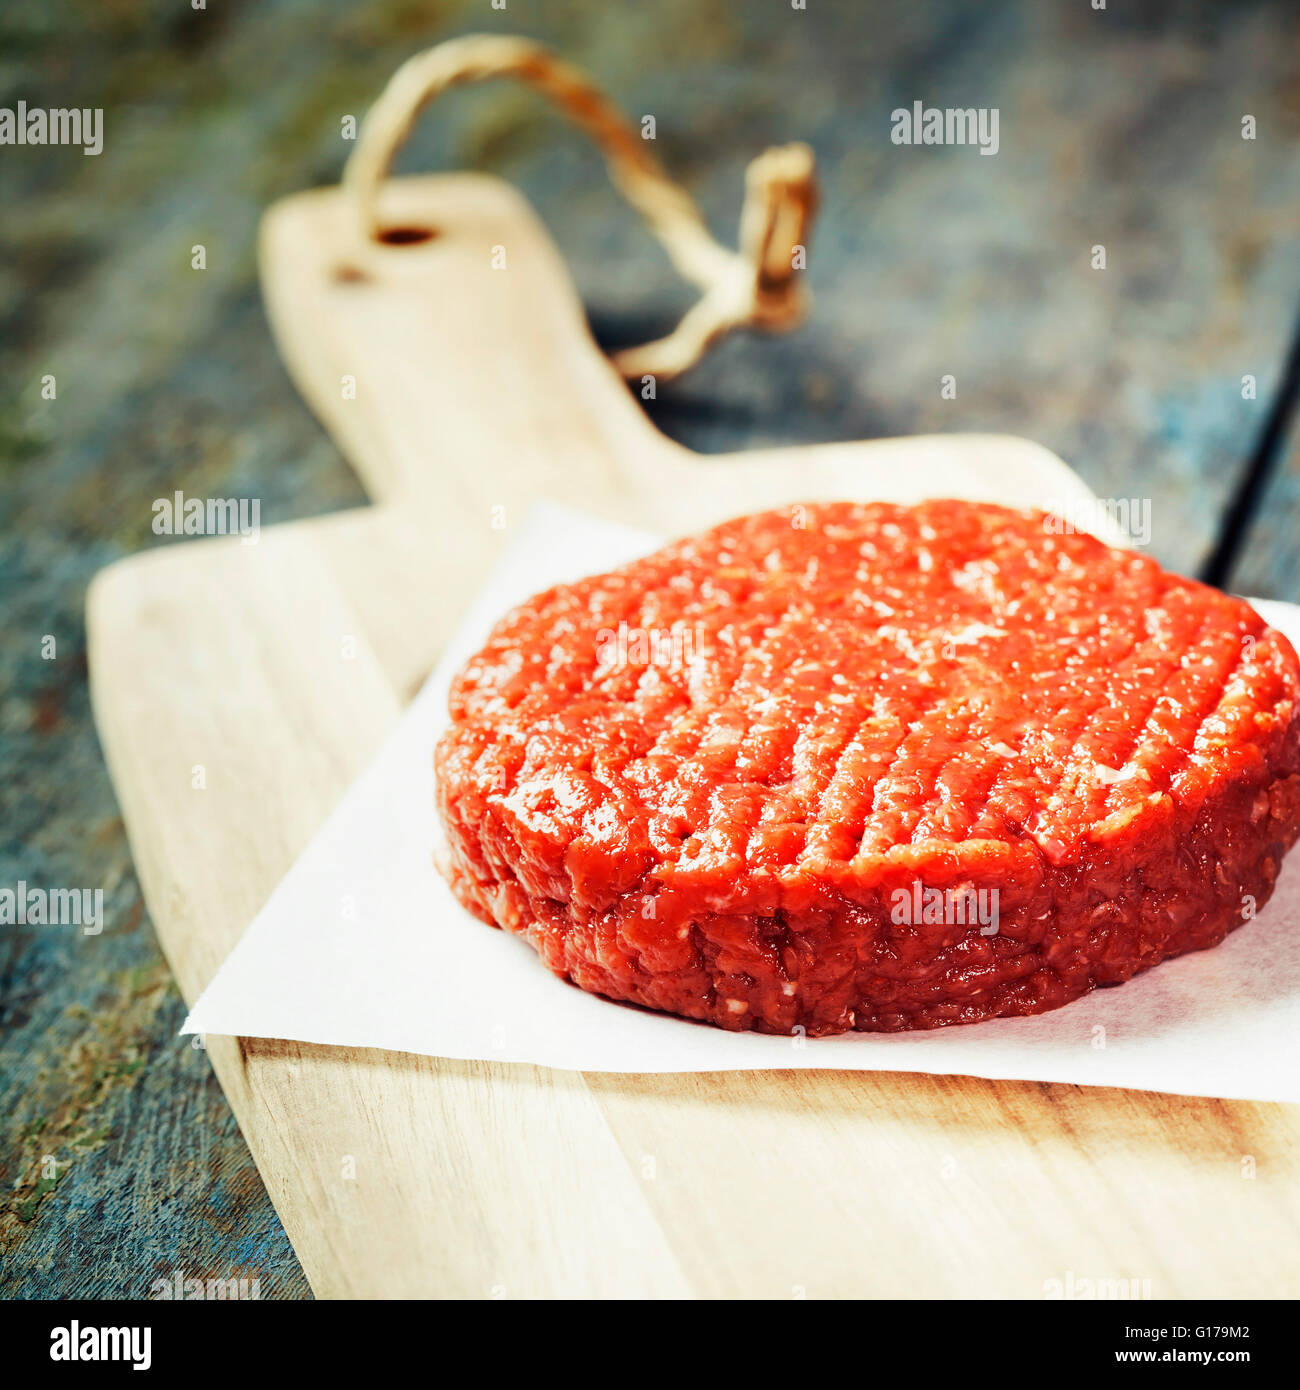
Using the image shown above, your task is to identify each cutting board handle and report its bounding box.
[342,33,818,381]
[258,37,1107,541]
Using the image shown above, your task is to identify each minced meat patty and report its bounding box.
[434,500,1300,1034]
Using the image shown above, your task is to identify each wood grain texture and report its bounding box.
[4,0,1298,1298]
[84,171,1300,1299]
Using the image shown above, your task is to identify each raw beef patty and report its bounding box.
[434,500,1300,1034]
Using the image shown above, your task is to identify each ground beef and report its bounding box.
[434,500,1300,1034]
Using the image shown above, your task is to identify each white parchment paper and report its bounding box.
[183,503,1300,1102]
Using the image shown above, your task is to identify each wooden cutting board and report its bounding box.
[87,172,1300,1298]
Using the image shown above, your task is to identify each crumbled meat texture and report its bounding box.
[434,500,1300,1034]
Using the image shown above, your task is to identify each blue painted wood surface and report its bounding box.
[1,0,1297,1297]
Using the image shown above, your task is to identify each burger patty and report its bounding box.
[434,500,1300,1034]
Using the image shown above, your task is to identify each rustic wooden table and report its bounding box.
[2,0,1297,1298]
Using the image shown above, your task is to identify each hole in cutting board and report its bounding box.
[375,225,439,246]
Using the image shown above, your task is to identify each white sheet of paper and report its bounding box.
[183,502,1300,1103]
